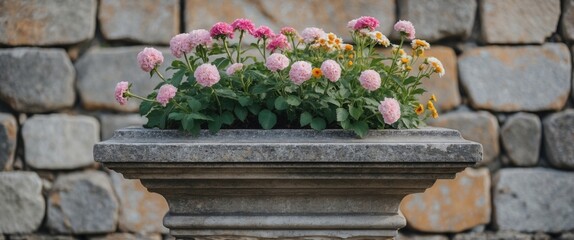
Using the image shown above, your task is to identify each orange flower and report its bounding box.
[431,109,439,119]
[430,94,437,102]
[312,68,323,78]
[348,61,353,66]
[427,100,435,111]
[345,44,353,51]
[415,104,424,115]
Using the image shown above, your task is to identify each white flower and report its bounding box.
[426,57,445,77]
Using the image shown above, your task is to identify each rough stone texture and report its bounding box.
[99,114,147,140]
[416,46,461,111]
[0,0,96,45]
[98,0,179,44]
[480,0,561,44]
[0,113,17,171]
[561,232,574,240]
[494,168,574,232]
[9,235,76,240]
[22,114,99,170]
[397,234,449,240]
[110,171,169,234]
[398,0,476,41]
[0,48,75,113]
[459,44,571,112]
[400,168,491,232]
[75,47,176,112]
[88,233,162,240]
[563,0,574,41]
[500,113,541,167]
[453,231,551,240]
[428,111,498,164]
[543,110,574,169]
[0,172,45,234]
[185,0,395,36]
[47,171,119,234]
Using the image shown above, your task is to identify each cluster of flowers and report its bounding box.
[115,16,444,137]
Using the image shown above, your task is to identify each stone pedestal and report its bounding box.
[94,128,481,239]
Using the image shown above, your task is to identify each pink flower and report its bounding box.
[194,63,220,87]
[210,22,234,39]
[226,63,244,76]
[170,33,192,58]
[115,81,129,105]
[280,27,297,36]
[354,16,379,31]
[253,26,274,39]
[394,20,416,40]
[189,29,213,47]
[378,97,401,125]
[301,27,325,43]
[320,60,341,82]
[156,84,177,107]
[137,47,164,72]
[265,53,290,72]
[266,34,291,52]
[231,18,255,34]
[289,61,312,85]
[347,19,358,30]
[359,70,381,91]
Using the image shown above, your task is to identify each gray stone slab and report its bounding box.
[543,109,574,169]
[99,114,147,140]
[564,0,574,41]
[0,113,17,171]
[494,168,574,232]
[8,235,77,240]
[501,113,541,167]
[0,172,45,234]
[0,48,75,113]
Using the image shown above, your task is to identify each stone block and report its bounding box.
[0,172,45,234]
[416,46,461,111]
[99,114,147,140]
[8,235,76,240]
[0,48,75,113]
[500,113,541,166]
[88,233,162,240]
[563,0,574,41]
[0,113,17,171]
[543,109,574,169]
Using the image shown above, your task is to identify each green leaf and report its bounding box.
[286,95,301,106]
[238,96,252,107]
[314,85,325,94]
[208,116,222,133]
[300,112,313,127]
[234,106,248,122]
[168,112,185,121]
[144,110,163,128]
[215,88,237,99]
[411,88,426,95]
[364,98,380,107]
[213,57,231,70]
[182,115,195,131]
[139,101,153,116]
[403,76,417,85]
[352,121,369,138]
[169,69,185,87]
[274,96,289,110]
[189,112,213,121]
[220,111,235,125]
[248,104,261,115]
[336,108,349,122]
[349,105,364,120]
[322,96,341,107]
[310,117,326,131]
[340,119,352,129]
[187,97,202,112]
[251,84,269,94]
[258,109,277,130]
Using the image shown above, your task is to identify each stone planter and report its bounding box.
[94,127,482,239]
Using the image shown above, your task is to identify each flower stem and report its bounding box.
[222,39,234,63]
[154,68,167,82]
[183,52,193,72]
[262,38,267,61]
[127,92,155,102]
[211,87,222,114]
[237,31,244,63]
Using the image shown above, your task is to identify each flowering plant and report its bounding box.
[116,17,443,137]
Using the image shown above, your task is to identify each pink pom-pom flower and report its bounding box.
[189,29,213,47]
[301,27,325,43]
[265,53,290,72]
[394,20,416,40]
[194,63,221,87]
[289,61,313,85]
[137,47,164,72]
[231,18,256,35]
[253,25,274,39]
[156,84,177,107]
[115,81,130,105]
[266,34,291,52]
[226,63,244,76]
[210,22,234,39]
[359,70,381,91]
[353,16,380,31]
[169,33,192,58]
[347,19,358,30]
[320,60,341,82]
[280,27,297,36]
[378,97,401,125]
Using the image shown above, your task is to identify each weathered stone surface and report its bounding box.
[398,0,476,41]
[9,235,76,240]
[543,110,574,169]
[99,0,179,44]
[99,114,147,140]
[0,48,75,113]
[429,111,498,164]
[453,231,550,240]
[75,47,175,112]
[0,172,45,234]
[560,232,574,240]
[0,0,96,45]
[185,0,395,36]
[88,233,162,240]
[110,171,169,234]
[47,171,119,234]
[480,0,561,44]
[400,168,490,232]
[0,113,17,171]
[500,113,541,167]
[459,44,571,112]
[494,168,574,232]
[397,234,449,240]
[22,114,99,170]
[563,0,574,41]
[417,46,461,111]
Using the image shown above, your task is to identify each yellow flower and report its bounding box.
[415,104,425,115]
[312,68,322,78]
[419,64,425,71]
[349,54,354,59]
[411,39,431,50]
[401,57,410,64]
[427,100,435,111]
[406,66,412,71]
[431,109,439,119]
[426,57,445,77]
[344,44,354,51]
[430,94,437,102]
[338,54,344,59]
[327,33,336,41]
[348,60,353,66]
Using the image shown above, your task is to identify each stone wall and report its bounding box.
[0,0,573,239]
